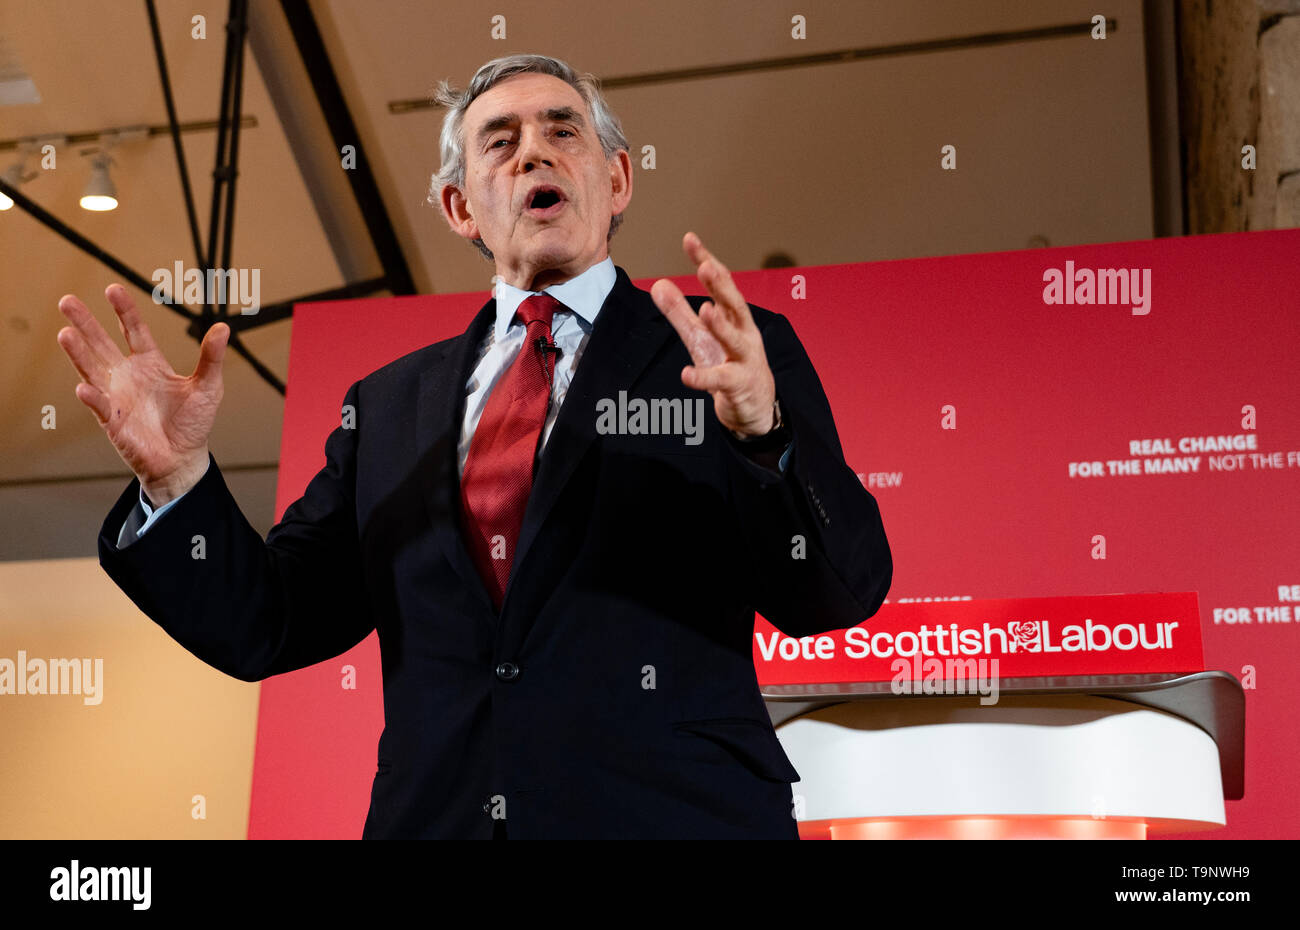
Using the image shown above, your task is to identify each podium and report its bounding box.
[766,672,1244,839]
[755,593,1244,839]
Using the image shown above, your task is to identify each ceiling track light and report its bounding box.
[79,152,117,212]
[77,128,144,213]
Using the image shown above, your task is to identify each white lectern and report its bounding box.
[766,672,1244,839]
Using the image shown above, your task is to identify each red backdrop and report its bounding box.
[249,229,1300,839]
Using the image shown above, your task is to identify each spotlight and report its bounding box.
[80,153,117,212]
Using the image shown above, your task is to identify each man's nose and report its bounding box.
[516,126,555,170]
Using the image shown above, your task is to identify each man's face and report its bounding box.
[442,73,632,290]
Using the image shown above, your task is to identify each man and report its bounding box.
[56,54,891,839]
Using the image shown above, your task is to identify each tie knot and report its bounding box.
[516,292,561,329]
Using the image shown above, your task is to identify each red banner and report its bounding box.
[754,592,1204,684]
[254,228,1300,839]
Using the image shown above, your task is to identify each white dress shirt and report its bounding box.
[457,256,614,475]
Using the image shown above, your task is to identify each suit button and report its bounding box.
[495,661,520,682]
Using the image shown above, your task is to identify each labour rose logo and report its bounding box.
[1008,620,1042,652]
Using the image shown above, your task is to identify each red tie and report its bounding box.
[460,293,561,610]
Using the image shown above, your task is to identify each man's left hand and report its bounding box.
[651,232,777,437]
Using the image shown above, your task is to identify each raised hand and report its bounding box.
[56,284,229,505]
[650,231,777,438]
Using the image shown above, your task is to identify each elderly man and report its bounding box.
[58,53,891,839]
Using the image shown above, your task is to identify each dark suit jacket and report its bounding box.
[98,264,891,839]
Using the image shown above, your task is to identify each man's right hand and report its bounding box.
[57,283,229,507]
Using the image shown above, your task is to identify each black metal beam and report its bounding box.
[218,0,249,317]
[226,330,285,394]
[180,0,288,397]
[145,0,205,268]
[279,0,416,295]
[204,0,240,308]
[202,275,391,335]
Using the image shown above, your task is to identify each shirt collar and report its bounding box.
[491,256,615,341]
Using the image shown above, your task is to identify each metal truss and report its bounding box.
[0,0,416,395]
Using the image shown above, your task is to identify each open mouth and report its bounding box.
[525,185,567,217]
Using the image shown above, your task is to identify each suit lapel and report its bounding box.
[416,297,498,617]
[502,266,674,614]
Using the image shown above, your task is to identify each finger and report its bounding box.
[683,231,752,330]
[56,325,111,390]
[698,300,746,357]
[74,380,113,425]
[192,322,229,391]
[650,278,725,368]
[58,293,125,365]
[105,283,160,355]
[681,362,738,395]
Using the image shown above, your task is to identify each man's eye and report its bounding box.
[490,139,510,149]
[555,129,573,137]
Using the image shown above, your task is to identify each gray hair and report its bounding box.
[429,54,629,261]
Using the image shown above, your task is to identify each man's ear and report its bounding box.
[440,183,480,241]
[607,149,633,216]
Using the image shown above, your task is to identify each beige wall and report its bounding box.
[0,557,259,838]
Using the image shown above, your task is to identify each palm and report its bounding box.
[103,347,222,480]
[57,284,228,488]
[683,324,744,424]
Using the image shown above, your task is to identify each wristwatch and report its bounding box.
[730,397,791,452]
